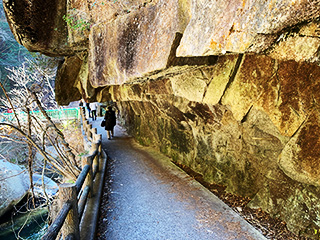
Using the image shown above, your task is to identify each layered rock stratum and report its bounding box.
[3,0,320,237]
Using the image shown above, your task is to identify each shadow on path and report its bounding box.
[90,118,266,240]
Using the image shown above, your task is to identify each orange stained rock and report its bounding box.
[210,39,218,49]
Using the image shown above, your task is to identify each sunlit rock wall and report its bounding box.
[3,0,320,238]
[177,0,320,62]
[96,54,320,237]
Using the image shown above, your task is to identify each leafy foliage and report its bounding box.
[63,8,91,32]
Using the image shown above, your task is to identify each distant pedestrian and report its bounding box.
[86,102,91,118]
[90,102,98,121]
[103,106,116,140]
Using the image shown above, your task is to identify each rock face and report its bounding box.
[177,0,320,61]
[89,0,191,86]
[97,54,320,237]
[2,0,70,56]
[55,55,84,105]
[0,159,30,217]
[4,0,320,238]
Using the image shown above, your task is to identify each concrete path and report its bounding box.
[91,117,266,240]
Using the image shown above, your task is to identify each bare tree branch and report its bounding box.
[0,81,21,128]
[0,123,77,180]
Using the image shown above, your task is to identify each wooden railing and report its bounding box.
[41,107,106,240]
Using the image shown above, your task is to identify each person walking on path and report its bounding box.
[90,102,98,121]
[79,99,84,107]
[86,102,91,118]
[103,106,116,140]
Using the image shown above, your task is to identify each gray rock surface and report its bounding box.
[32,174,58,198]
[0,159,30,217]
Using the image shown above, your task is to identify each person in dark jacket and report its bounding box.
[104,106,116,140]
[86,102,91,118]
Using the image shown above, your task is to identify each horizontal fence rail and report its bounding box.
[41,107,105,240]
[0,107,80,122]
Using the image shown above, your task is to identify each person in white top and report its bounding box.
[89,102,98,121]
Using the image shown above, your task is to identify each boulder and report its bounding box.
[32,174,58,198]
[0,159,30,217]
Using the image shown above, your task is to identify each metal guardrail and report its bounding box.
[44,108,80,120]
[0,107,80,122]
[41,107,104,240]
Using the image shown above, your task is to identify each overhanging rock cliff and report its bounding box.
[3,0,320,237]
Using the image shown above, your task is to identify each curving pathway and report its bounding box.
[90,117,266,240]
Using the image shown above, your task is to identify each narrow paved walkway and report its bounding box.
[91,118,266,240]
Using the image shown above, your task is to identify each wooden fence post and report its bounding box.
[80,107,85,121]
[84,121,91,140]
[83,120,88,138]
[82,155,93,198]
[88,124,93,140]
[82,120,87,133]
[77,108,80,121]
[90,142,99,176]
[97,135,102,167]
[92,128,97,142]
[59,183,80,240]
[97,104,101,117]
